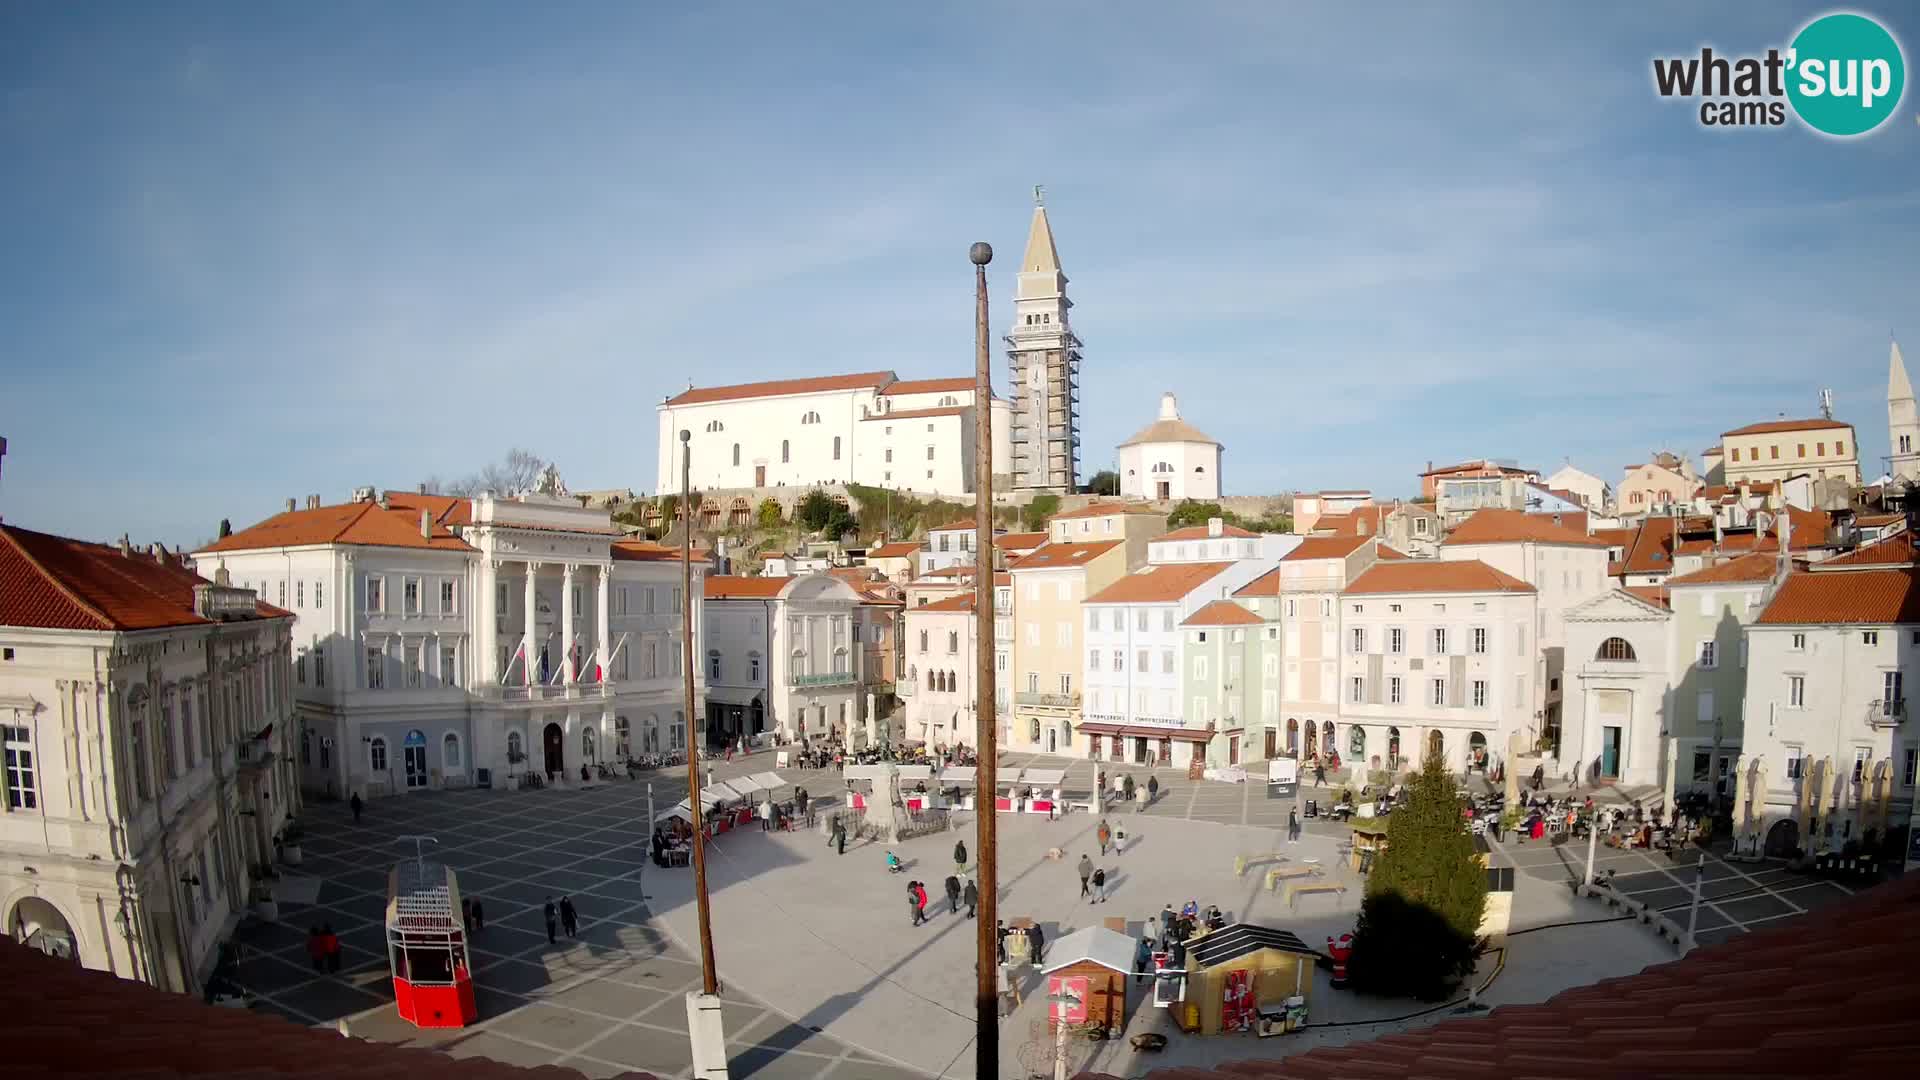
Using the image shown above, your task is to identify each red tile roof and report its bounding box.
[1376,545,1411,560]
[928,518,981,532]
[1344,560,1534,596]
[1157,524,1258,541]
[1280,535,1373,561]
[1233,568,1282,598]
[609,540,682,562]
[919,594,976,612]
[1048,501,1161,521]
[1722,417,1854,436]
[703,575,791,599]
[1009,540,1124,570]
[0,939,657,1080]
[1081,874,1920,1080]
[1821,531,1917,567]
[866,541,922,559]
[860,405,969,421]
[1756,567,1920,625]
[663,370,894,406]
[879,377,974,395]
[1442,509,1610,548]
[1085,562,1234,604]
[2,525,286,631]
[1182,599,1263,626]
[1419,459,1534,477]
[1664,551,1780,587]
[199,502,474,555]
[1591,528,1636,549]
[1619,517,1678,576]
[1624,585,1672,609]
[995,531,1048,551]
[382,490,474,527]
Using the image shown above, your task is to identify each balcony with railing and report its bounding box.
[1867,698,1905,729]
[1015,690,1081,709]
[790,670,857,688]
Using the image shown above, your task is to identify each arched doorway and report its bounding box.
[506,730,524,773]
[1468,731,1488,773]
[1387,727,1402,771]
[749,697,765,738]
[9,897,78,961]
[1321,722,1335,761]
[1286,718,1298,755]
[1764,819,1800,858]
[1427,729,1445,762]
[1303,721,1316,758]
[542,722,564,779]
[402,730,428,789]
[1348,725,1367,762]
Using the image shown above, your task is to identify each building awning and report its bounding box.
[1078,722,1126,736]
[1081,722,1213,742]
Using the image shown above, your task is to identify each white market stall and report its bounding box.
[1019,767,1067,815]
[842,765,889,812]
[896,764,935,811]
[942,765,978,810]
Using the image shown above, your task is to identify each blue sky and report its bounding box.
[2,1,1916,546]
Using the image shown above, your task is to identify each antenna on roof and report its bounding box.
[1818,388,1834,420]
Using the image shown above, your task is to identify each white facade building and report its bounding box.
[656,372,1011,496]
[3,523,294,993]
[1544,463,1613,512]
[902,592,981,749]
[194,481,702,797]
[1560,590,1674,788]
[1117,393,1223,502]
[1889,341,1919,483]
[703,574,864,746]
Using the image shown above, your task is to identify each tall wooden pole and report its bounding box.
[681,429,719,995]
[968,240,998,1078]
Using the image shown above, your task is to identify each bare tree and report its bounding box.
[426,448,549,497]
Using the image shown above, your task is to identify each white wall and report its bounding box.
[1119,439,1221,501]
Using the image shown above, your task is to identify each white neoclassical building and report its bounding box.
[3,522,295,993]
[1118,393,1223,502]
[702,573,869,746]
[193,478,702,798]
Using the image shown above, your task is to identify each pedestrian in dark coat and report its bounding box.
[1288,807,1301,843]
[995,920,1008,964]
[1091,866,1108,903]
[1077,854,1093,898]
[910,882,927,926]
[321,924,341,973]
[471,898,485,933]
[963,879,979,918]
[1146,775,1159,805]
[1026,923,1044,965]
[944,875,962,913]
[954,839,967,868]
[1122,775,1136,804]
[831,817,847,854]
[1160,903,1176,938]
[543,898,559,944]
[1133,935,1155,984]
[559,895,578,938]
[349,792,363,824]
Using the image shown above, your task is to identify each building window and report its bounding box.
[277,580,286,606]
[1788,675,1806,708]
[1837,440,1847,455]
[1431,678,1447,707]
[1194,657,1208,680]
[315,651,327,688]
[370,737,388,772]
[440,581,458,613]
[833,436,842,460]
[367,647,385,690]
[707,650,721,681]
[1817,442,1826,455]
[1472,680,1488,708]
[1863,630,1880,646]
[1059,674,1072,695]
[1349,677,1364,704]
[3,725,35,809]
[1698,641,1717,669]
[782,440,790,463]
[1431,628,1448,655]
[927,445,935,461]
[1388,676,1402,705]
[1883,671,1903,714]
[443,732,462,769]
[158,697,176,780]
[1472,627,1487,654]
[1388,627,1403,654]
[1790,632,1806,651]
[296,580,304,607]
[1350,628,1365,654]
[1596,637,1636,662]
[367,577,384,612]
[442,646,460,688]
[405,645,422,687]
[315,580,324,608]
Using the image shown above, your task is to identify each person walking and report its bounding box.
[305,926,326,972]
[1146,774,1159,807]
[471,898,485,934]
[1114,825,1127,855]
[910,882,926,927]
[953,839,967,874]
[1314,758,1327,786]
[1096,818,1111,857]
[1133,934,1155,985]
[1096,767,1107,804]
[995,920,1009,964]
[559,896,579,938]
[831,816,847,855]
[1288,807,1301,844]
[1091,866,1108,904]
[797,787,812,827]
[1160,903,1176,939]
[1026,923,1045,965]
[944,874,962,914]
[963,878,979,919]
[321,924,341,974]
[1077,854,1094,899]
[543,897,559,944]
[1122,775,1136,807]
[349,792,363,825]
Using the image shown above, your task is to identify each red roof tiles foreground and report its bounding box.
[0,940,658,1080]
[1009,540,1124,570]
[382,490,475,527]
[1182,599,1263,626]
[1085,562,1235,605]
[200,501,474,555]
[1819,529,1916,567]
[1344,560,1534,596]
[866,541,922,559]
[1663,551,1781,587]
[1280,535,1373,561]
[704,575,792,599]
[1757,566,1920,625]
[2,525,285,631]
[1080,873,1920,1080]
[878,376,975,396]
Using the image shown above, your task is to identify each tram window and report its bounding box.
[405,946,454,984]
[390,945,409,979]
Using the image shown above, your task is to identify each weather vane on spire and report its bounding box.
[1033,184,1045,207]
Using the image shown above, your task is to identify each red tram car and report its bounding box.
[385,860,477,1028]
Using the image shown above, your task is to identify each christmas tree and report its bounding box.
[1346,749,1487,999]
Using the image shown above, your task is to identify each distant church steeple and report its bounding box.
[1004,191,1081,494]
[1889,340,1919,481]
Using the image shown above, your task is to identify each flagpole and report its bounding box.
[969,239,999,1079]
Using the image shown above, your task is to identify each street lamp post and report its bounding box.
[969,239,999,1079]
[680,429,729,1080]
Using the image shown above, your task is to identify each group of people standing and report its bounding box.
[1093,770,1160,812]
[542,895,579,944]
[303,925,343,972]
[903,840,981,925]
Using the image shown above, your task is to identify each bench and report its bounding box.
[1235,853,1282,877]
[1264,866,1320,891]
[1284,882,1346,909]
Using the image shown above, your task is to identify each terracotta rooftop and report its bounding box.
[1756,566,1920,625]
[703,575,791,599]
[1048,501,1162,521]
[1009,540,1124,570]
[609,540,682,562]
[1419,459,1534,477]
[662,370,894,407]
[1279,535,1373,561]
[1664,551,1780,587]
[1442,509,1609,548]
[1344,560,1534,596]
[1619,517,1678,576]
[1624,585,1672,609]
[2,525,289,632]
[199,501,474,555]
[0,939,657,1080]
[1085,562,1235,604]
[1822,531,1917,567]
[1157,524,1258,541]
[866,541,922,559]
[994,531,1048,551]
[1232,568,1282,598]
[1182,599,1264,626]
[382,490,474,527]
[1082,874,1920,1080]
[878,377,974,395]
[928,519,981,532]
[1722,417,1854,437]
[918,594,976,613]
[1375,545,1411,560]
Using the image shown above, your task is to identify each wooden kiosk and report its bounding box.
[385,860,477,1028]
[1181,924,1317,1036]
[1041,926,1134,1037]
[1348,820,1391,873]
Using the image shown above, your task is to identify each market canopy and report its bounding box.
[895,764,933,782]
[726,775,768,795]
[842,765,890,786]
[750,770,788,792]
[706,780,748,802]
[1021,767,1066,787]
[941,766,977,785]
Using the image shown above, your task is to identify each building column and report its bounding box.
[562,564,578,685]
[523,562,539,687]
[477,560,499,685]
[597,565,612,682]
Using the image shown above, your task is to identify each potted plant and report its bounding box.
[279,822,305,867]
[250,881,278,922]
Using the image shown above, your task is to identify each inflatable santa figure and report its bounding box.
[1326,932,1354,988]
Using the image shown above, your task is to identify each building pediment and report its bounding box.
[1566,589,1671,622]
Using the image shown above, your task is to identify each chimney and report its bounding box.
[1207,516,1223,538]
[307,494,320,510]
[285,497,296,513]
[418,482,428,495]
[421,509,431,539]
[378,492,390,510]
[214,564,231,586]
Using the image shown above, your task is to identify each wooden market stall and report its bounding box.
[1020,767,1066,815]
[896,764,936,811]
[995,769,1026,813]
[1347,820,1391,873]
[385,860,476,1028]
[941,765,978,810]
[1041,926,1135,1037]
[1181,924,1318,1036]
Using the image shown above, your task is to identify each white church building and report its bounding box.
[1118,393,1223,502]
